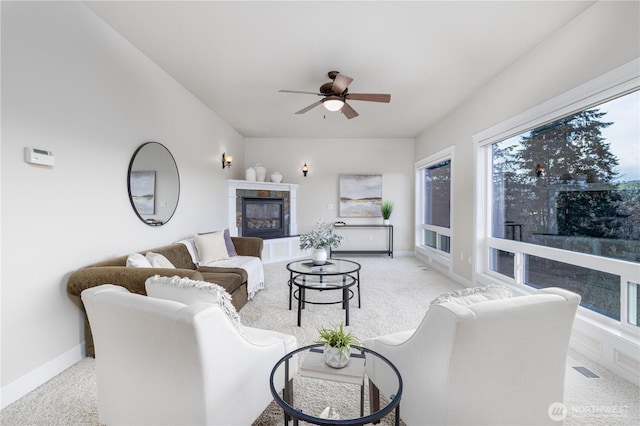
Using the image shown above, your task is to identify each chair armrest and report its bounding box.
[364,329,415,347]
[231,237,263,259]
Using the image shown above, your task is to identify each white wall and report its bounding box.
[415,0,640,283]
[414,0,640,383]
[244,138,415,253]
[1,1,245,404]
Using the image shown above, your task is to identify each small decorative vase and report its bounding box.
[311,248,328,265]
[383,219,390,225]
[245,166,256,181]
[254,164,267,182]
[323,344,350,369]
[271,171,283,183]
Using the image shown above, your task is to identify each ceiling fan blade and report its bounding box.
[341,102,359,119]
[332,73,353,95]
[295,100,323,114]
[346,93,391,103]
[279,89,322,96]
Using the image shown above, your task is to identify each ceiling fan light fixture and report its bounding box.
[323,96,344,112]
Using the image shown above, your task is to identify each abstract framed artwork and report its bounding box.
[130,170,156,215]
[339,174,382,217]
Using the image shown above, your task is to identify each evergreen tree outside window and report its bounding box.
[492,91,639,259]
[490,90,639,320]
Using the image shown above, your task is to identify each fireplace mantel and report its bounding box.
[227,180,298,237]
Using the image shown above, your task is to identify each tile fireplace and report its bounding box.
[227,180,298,239]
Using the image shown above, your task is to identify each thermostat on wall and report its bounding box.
[25,147,55,166]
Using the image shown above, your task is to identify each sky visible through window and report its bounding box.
[600,90,639,182]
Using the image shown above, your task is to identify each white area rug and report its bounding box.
[246,256,458,425]
[1,257,638,425]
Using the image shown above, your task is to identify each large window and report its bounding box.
[476,62,639,331]
[489,91,639,321]
[416,149,453,259]
[491,91,639,261]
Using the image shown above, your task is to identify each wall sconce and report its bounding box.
[302,163,309,177]
[535,163,545,178]
[222,152,233,169]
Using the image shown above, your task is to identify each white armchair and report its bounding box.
[81,279,298,426]
[363,286,580,426]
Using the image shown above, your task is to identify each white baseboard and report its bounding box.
[1,343,85,409]
[570,314,640,386]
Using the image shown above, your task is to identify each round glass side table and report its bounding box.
[269,343,402,426]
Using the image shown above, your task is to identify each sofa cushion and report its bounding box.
[126,253,152,268]
[199,256,264,300]
[197,271,246,309]
[145,275,242,330]
[194,231,229,264]
[142,243,197,270]
[430,284,512,307]
[146,252,175,268]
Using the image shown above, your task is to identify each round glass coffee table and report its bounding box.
[270,343,402,426]
[287,259,361,326]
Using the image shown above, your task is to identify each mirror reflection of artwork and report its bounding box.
[130,171,156,215]
[339,174,382,217]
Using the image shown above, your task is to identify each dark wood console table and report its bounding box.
[330,224,393,258]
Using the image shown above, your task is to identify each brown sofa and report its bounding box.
[67,236,263,357]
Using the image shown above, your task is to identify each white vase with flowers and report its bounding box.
[299,219,343,265]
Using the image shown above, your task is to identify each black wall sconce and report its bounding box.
[302,163,309,177]
[535,163,546,178]
[222,152,233,169]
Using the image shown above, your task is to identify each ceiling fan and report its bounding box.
[279,71,391,119]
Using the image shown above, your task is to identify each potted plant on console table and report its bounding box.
[317,322,360,368]
[299,219,344,265]
[381,200,394,225]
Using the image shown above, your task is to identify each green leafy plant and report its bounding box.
[299,219,344,250]
[316,322,360,359]
[381,200,394,220]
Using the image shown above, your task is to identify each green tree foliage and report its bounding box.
[518,109,617,185]
[495,108,637,245]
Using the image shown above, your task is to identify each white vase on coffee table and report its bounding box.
[311,248,328,265]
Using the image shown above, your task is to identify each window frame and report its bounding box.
[415,146,454,270]
[473,58,640,336]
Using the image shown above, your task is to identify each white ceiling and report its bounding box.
[84,1,595,139]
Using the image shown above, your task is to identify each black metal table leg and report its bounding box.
[344,286,350,326]
[357,270,361,308]
[297,288,303,326]
[288,272,293,310]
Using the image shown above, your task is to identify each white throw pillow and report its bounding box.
[430,284,512,306]
[126,252,152,268]
[193,231,229,265]
[145,275,241,330]
[145,252,175,269]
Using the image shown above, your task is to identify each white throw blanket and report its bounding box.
[200,256,265,300]
[177,239,265,300]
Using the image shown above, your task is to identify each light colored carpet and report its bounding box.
[1,256,638,425]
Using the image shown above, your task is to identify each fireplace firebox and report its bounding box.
[241,197,285,239]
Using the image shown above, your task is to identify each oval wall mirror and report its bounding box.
[127,142,180,226]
